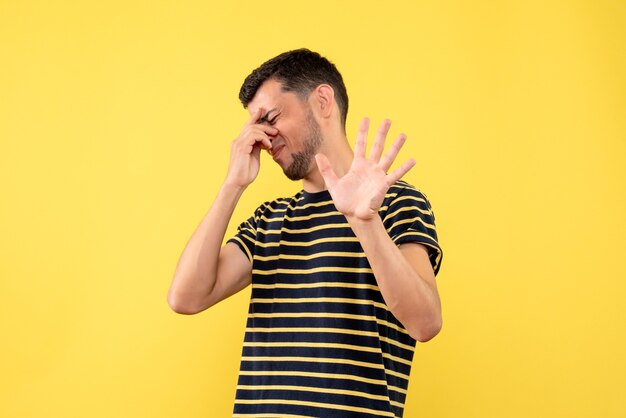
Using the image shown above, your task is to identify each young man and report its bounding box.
[168,49,443,417]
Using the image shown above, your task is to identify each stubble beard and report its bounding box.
[283,110,323,181]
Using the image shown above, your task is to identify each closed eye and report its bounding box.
[258,110,280,125]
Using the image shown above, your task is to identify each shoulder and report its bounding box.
[382,181,433,214]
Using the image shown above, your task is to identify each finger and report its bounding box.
[387,158,416,184]
[315,153,339,189]
[251,140,262,160]
[258,125,278,136]
[251,130,273,150]
[353,117,369,159]
[247,127,275,150]
[379,133,408,172]
[245,107,265,126]
[256,136,272,150]
[369,119,391,162]
[239,129,271,153]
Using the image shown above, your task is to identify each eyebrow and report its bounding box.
[258,108,279,123]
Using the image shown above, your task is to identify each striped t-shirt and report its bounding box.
[228,180,442,418]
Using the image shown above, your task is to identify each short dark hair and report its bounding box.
[239,48,349,128]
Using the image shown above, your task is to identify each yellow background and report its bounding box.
[1,0,625,417]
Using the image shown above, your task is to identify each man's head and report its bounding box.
[239,48,349,129]
[238,50,349,182]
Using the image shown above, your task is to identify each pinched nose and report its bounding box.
[267,127,279,139]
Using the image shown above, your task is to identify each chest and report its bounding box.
[250,203,379,300]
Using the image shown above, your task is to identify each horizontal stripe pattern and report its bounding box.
[228,181,442,417]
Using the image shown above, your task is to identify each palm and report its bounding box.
[326,158,390,219]
[316,118,416,221]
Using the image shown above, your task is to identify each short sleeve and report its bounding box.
[382,184,443,275]
[227,212,258,264]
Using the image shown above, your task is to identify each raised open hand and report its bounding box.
[315,118,416,221]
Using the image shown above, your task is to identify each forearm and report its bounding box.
[348,216,442,342]
[168,183,245,312]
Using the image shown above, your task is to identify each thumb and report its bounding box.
[315,153,339,189]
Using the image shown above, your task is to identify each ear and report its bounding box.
[310,84,335,120]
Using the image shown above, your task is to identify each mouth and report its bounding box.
[270,144,285,160]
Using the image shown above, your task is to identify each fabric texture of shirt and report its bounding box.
[228,180,442,418]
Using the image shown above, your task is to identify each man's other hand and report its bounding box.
[315,118,416,221]
[225,108,278,189]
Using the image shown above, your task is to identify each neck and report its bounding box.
[302,129,353,193]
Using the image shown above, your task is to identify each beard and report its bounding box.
[283,109,323,181]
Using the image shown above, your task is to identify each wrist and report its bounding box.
[219,181,247,198]
[345,213,384,235]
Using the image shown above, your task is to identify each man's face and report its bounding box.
[247,79,323,181]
